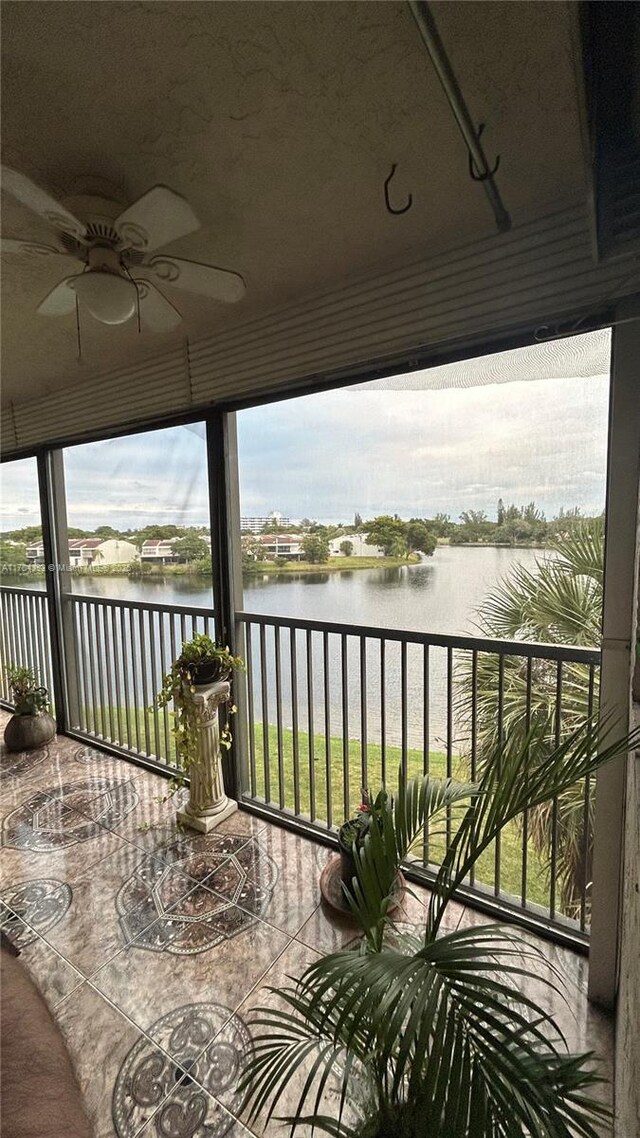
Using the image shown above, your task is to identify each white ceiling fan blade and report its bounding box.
[37,277,81,316]
[114,186,200,253]
[1,166,85,239]
[2,237,75,259]
[144,255,246,303]
[135,279,183,332]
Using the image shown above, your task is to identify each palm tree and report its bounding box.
[240,716,636,1137]
[456,521,604,917]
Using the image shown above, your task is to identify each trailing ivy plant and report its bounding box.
[5,664,50,716]
[239,713,639,1138]
[155,634,244,785]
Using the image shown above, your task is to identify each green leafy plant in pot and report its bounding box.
[156,634,244,784]
[338,789,391,889]
[3,664,56,752]
[240,714,640,1138]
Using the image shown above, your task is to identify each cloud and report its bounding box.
[1,341,610,531]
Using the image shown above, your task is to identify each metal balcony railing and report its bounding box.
[0,584,600,944]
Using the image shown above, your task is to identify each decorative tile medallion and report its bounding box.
[1,779,139,851]
[0,744,50,781]
[0,878,72,948]
[73,744,106,764]
[116,833,278,955]
[112,1002,251,1137]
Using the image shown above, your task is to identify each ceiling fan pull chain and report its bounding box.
[75,295,82,361]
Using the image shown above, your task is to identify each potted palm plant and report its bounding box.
[3,664,56,752]
[338,790,389,888]
[240,714,639,1137]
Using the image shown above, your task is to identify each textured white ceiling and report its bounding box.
[1,0,586,405]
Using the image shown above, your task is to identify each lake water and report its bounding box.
[66,544,542,633]
[59,546,543,752]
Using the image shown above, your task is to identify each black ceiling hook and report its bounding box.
[384,164,413,215]
[468,123,500,182]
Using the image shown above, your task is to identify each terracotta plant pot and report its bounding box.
[4,712,56,753]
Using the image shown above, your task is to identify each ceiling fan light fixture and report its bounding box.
[73,270,137,325]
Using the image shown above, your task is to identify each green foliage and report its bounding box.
[339,539,354,557]
[0,541,27,568]
[155,634,244,781]
[240,715,639,1137]
[364,515,409,558]
[172,534,209,563]
[339,789,391,853]
[301,533,330,563]
[4,664,50,716]
[450,509,494,544]
[406,520,436,556]
[458,520,604,916]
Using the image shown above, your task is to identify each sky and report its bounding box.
[0,331,611,532]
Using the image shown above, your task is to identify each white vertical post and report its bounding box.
[589,306,640,1009]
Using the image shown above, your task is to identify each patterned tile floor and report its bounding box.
[0,713,613,1137]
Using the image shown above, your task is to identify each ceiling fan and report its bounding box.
[0,166,246,331]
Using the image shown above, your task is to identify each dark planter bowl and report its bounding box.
[187,659,232,686]
[4,712,56,753]
[338,825,359,889]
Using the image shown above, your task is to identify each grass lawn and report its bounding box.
[249,723,549,908]
[75,703,549,909]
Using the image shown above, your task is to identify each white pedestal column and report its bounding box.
[177,679,238,833]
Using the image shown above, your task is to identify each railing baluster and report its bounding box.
[129,607,141,754]
[138,608,151,757]
[549,660,563,920]
[306,629,316,822]
[341,633,349,818]
[401,640,408,779]
[323,630,332,828]
[246,623,257,798]
[360,636,368,791]
[86,602,102,738]
[446,646,453,849]
[158,613,172,764]
[91,605,105,737]
[468,649,478,887]
[110,605,123,744]
[580,663,596,931]
[521,656,533,908]
[259,622,271,804]
[274,625,285,809]
[290,628,300,817]
[102,604,115,741]
[380,638,387,785]
[495,653,505,897]
[148,609,162,762]
[118,605,131,751]
[422,644,430,868]
[73,601,87,732]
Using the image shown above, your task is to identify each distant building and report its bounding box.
[26,538,139,567]
[141,535,211,564]
[242,534,303,561]
[328,534,384,558]
[240,511,291,533]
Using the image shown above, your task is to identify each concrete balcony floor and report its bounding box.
[0,710,613,1137]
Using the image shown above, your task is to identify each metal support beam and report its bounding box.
[589,306,640,1008]
[36,450,78,732]
[408,0,511,233]
[205,411,247,800]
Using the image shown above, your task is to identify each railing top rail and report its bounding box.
[65,593,215,619]
[0,583,48,598]
[236,609,601,664]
